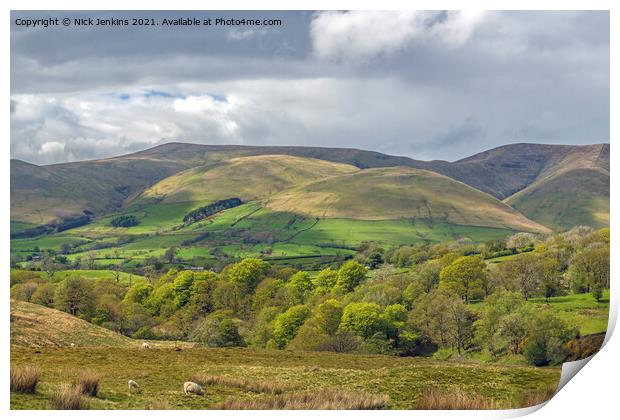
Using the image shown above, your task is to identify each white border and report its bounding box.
[2,1,616,420]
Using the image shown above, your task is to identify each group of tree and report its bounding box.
[10,226,608,367]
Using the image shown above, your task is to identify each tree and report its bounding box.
[163,246,178,264]
[272,305,311,348]
[439,256,487,303]
[31,283,56,307]
[570,243,610,297]
[54,276,96,318]
[83,252,97,270]
[40,253,62,280]
[497,253,541,300]
[171,271,196,308]
[474,290,525,354]
[538,257,563,300]
[123,282,154,305]
[314,299,343,335]
[190,310,245,347]
[227,258,269,294]
[284,271,314,304]
[336,260,368,292]
[314,267,338,290]
[523,310,575,366]
[339,302,384,339]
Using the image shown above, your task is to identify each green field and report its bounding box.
[10,346,561,410]
[12,199,524,268]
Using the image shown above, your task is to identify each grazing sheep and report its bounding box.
[128,380,140,394]
[141,342,151,350]
[184,381,204,396]
[70,343,75,348]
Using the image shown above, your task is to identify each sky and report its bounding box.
[10,10,609,165]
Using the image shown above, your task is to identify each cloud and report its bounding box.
[310,11,485,62]
[10,11,609,164]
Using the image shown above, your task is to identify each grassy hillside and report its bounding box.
[11,156,192,225]
[10,346,561,409]
[140,154,358,204]
[10,300,135,348]
[505,145,609,230]
[11,142,609,232]
[266,167,549,233]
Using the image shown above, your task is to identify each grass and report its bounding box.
[10,366,40,393]
[73,370,101,397]
[48,384,90,410]
[201,375,286,394]
[415,387,503,410]
[214,389,389,409]
[10,346,561,410]
[10,300,136,348]
[528,291,610,335]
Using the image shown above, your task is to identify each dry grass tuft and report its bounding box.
[416,387,501,410]
[149,400,172,410]
[10,366,40,394]
[519,386,556,407]
[214,389,389,410]
[72,370,101,397]
[202,374,287,394]
[48,384,90,410]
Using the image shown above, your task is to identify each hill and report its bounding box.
[504,144,609,230]
[10,300,134,348]
[139,154,358,204]
[10,155,193,226]
[11,142,609,232]
[266,166,549,233]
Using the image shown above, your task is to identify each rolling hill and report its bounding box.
[504,144,609,230]
[266,166,550,233]
[11,142,610,234]
[139,154,359,204]
[10,300,134,348]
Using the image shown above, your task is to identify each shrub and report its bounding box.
[10,366,40,393]
[416,387,501,410]
[214,389,388,409]
[110,215,139,228]
[72,370,101,397]
[48,385,89,410]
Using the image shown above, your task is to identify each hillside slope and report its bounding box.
[139,154,358,204]
[10,300,134,348]
[12,142,609,231]
[11,155,193,225]
[505,144,609,230]
[266,167,550,233]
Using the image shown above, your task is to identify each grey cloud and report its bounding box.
[10,10,609,165]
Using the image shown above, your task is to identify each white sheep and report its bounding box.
[141,342,151,350]
[183,381,204,396]
[70,343,75,348]
[128,379,140,394]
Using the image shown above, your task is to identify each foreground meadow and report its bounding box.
[11,346,560,410]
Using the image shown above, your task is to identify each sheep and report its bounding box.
[128,379,140,394]
[70,343,75,348]
[183,381,204,396]
[141,342,151,350]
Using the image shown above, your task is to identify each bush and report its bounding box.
[10,366,40,393]
[48,384,90,410]
[72,370,101,397]
[110,215,139,228]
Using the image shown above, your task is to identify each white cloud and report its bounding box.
[310,10,485,62]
